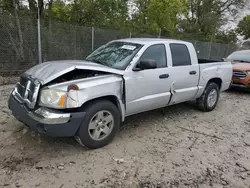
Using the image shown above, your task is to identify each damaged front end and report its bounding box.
[14,60,124,109]
[38,69,115,109]
[8,60,125,137]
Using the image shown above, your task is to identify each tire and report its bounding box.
[197,82,220,112]
[76,99,120,149]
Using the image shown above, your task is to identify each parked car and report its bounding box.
[225,50,250,89]
[8,38,232,149]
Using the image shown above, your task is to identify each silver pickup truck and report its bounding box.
[9,38,232,149]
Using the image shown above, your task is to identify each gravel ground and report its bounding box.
[0,76,19,86]
[0,84,250,188]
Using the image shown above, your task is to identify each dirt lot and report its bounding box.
[0,84,250,188]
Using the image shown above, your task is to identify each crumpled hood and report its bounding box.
[233,62,250,71]
[25,60,125,85]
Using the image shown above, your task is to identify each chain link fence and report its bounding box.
[0,14,239,75]
[0,14,38,73]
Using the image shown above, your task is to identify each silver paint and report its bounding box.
[29,107,70,124]
[15,38,233,123]
[207,89,218,108]
[88,110,114,141]
[25,60,124,85]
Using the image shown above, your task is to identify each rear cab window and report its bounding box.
[170,43,191,66]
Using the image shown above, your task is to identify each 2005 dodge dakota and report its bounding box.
[9,38,232,149]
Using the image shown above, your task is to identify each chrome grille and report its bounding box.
[17,83,26,97]
[17,76,28,97]
[14,75,40,109]
[19,76,27,87]
[233,70,247,78]
[28,82,36,101]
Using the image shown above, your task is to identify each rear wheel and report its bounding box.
[197,82,220,112]
[75,100,120,149]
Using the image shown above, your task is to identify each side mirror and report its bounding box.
[133,59,157,71]
[221,58,225,62]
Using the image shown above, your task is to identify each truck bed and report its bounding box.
[198,59,221,64]
[198,60,232,94]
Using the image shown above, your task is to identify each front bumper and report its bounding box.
[231,83,250,89]
[232,76,250,89]
[8,94,85,137]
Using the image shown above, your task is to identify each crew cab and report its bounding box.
[8,38,232,149]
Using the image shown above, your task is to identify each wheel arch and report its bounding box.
[197,79,220,112]
[207,77,222,89]
[80,95,125,122]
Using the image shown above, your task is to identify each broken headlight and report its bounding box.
[39,89,67,108]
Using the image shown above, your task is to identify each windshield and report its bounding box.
[86,41,143,70]
[226,51,250,63]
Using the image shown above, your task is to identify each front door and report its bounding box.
[124,44,172,116]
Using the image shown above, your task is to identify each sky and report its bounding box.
[226,7,250,30]
[225,6,250,41]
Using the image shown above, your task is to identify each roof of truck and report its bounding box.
[115,38,189,45]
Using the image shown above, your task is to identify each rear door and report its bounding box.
[168,43,199,104]
[124,44,172,116]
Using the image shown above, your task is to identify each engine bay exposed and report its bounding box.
[46,69,109,85]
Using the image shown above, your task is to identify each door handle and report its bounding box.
[159,74,169,79]
[189,71,197,75]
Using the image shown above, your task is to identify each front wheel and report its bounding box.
[75,100,121,149]
[197,82,220,112]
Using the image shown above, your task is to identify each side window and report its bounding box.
[140,44,167,68]
[170,44,191,66]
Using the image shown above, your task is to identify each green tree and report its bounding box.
[46,0,71,22]
[237,15,250,40]
[68,0,129,29]
[0,0,244,44]
[215,30,238,43]
[179,0,245,41]
[130,0,187,36]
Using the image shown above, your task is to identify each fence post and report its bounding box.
[129,31,132,38]
[74,25,77,58]
[91,27,94,51]
[37,6,42,64]
[217,44,220,60]
[208,42,212,59]
[158,29,161,38]
[48,18,52,60]
[225,43,229,56]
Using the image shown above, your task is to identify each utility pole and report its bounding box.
[158,29,161,38]
[37,1,42,64]
[91,27,94,51]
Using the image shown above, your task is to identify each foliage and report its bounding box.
[130,0,187,36]
[0,0,247,43]
[46,0,71,22]
[66,0,129,29]
[178,0,245,41]
[215,30,238,43]
[237,15,250,40]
